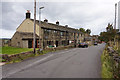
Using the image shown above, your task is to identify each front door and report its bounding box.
[28,40,32,48]
[56,41,58,47]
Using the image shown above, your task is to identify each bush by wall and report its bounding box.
[101,45,120,78]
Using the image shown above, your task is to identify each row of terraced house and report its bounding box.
[10,10,95,49]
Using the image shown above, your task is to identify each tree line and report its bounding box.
[98,23,120,43]
[79,28,91,34]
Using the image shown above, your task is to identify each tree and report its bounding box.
[79,28,86,33]
[98,32,108,42]
[86,29,91,34]
[106,23,113,32]
[99,23,117,43]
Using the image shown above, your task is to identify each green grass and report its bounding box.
[1,47,55,64]
[101,49,113,78]
[1,46,33,55]
[0,45,73,64]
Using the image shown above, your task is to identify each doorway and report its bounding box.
[28,40,32,48]
[56,41,58,47]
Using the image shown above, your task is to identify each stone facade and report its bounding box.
[92,35,99,43]
[11,11,85,49]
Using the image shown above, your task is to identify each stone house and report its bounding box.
[0,38,10,47]
[84,33,93,45]
[92,35,99,43]
[11,10,84,49]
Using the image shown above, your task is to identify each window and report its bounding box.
[54,30,58,36]
[60,32,64,36]
[17,42,20,47]
[54,30,56,33]
[71,33,73,36]
[77,33,79,38]
[66,32,69,36]
[81,34,82,37]
[48,30,51,33]
[44,29,52,35]
[47,41,52,45]
[44,29,47,34]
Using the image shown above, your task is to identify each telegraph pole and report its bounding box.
[33,0,36,54]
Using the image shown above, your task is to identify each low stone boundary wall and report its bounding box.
[1,45,74,63]
[44,45,74,51]
[107,46,120,78]
[1,51,34,62]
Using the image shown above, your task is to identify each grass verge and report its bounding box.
[1,46,33,55]
[1,46,74,64]
[5,49,53,64]
[101,47,113,78]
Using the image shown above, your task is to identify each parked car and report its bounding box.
[94,42,98,45]
[78,43,88,48]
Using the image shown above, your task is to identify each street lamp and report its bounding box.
[39,6,44,52]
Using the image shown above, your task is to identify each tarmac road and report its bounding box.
[2,43,105,78]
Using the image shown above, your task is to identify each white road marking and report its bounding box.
[57,48,77,54]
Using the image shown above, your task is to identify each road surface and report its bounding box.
[2,44,105,78]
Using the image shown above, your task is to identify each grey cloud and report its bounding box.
[2,2,33,30]
[1,1,117,38]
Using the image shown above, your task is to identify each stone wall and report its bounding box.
[11,32,23,48]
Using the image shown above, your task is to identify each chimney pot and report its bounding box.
[56,21,59,25]
[65,25,68,27]
[44,19,48,23]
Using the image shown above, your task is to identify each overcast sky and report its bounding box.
[1,0,120,38]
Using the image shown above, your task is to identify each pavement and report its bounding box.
[0,63,5,66]
[2,43,105,78]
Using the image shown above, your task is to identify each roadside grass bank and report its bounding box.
[1,46,33,55]
[101,44,120,78]
[4,49,53,64]
[101,46,113,78]
[0,45,74,64]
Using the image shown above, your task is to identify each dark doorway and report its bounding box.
[67,40,69,45]
[28,40,32,48]
[56,41,58,47]
[28,40,37,48]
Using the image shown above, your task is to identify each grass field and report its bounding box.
[1,46,33,55]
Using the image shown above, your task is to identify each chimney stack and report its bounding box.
[26,10,31,19]
[44,19,48,23]
[65,25,68,27]
[56,21,59,25]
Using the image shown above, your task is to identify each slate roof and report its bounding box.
[15,31,39,40]
[30,19,83,34]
